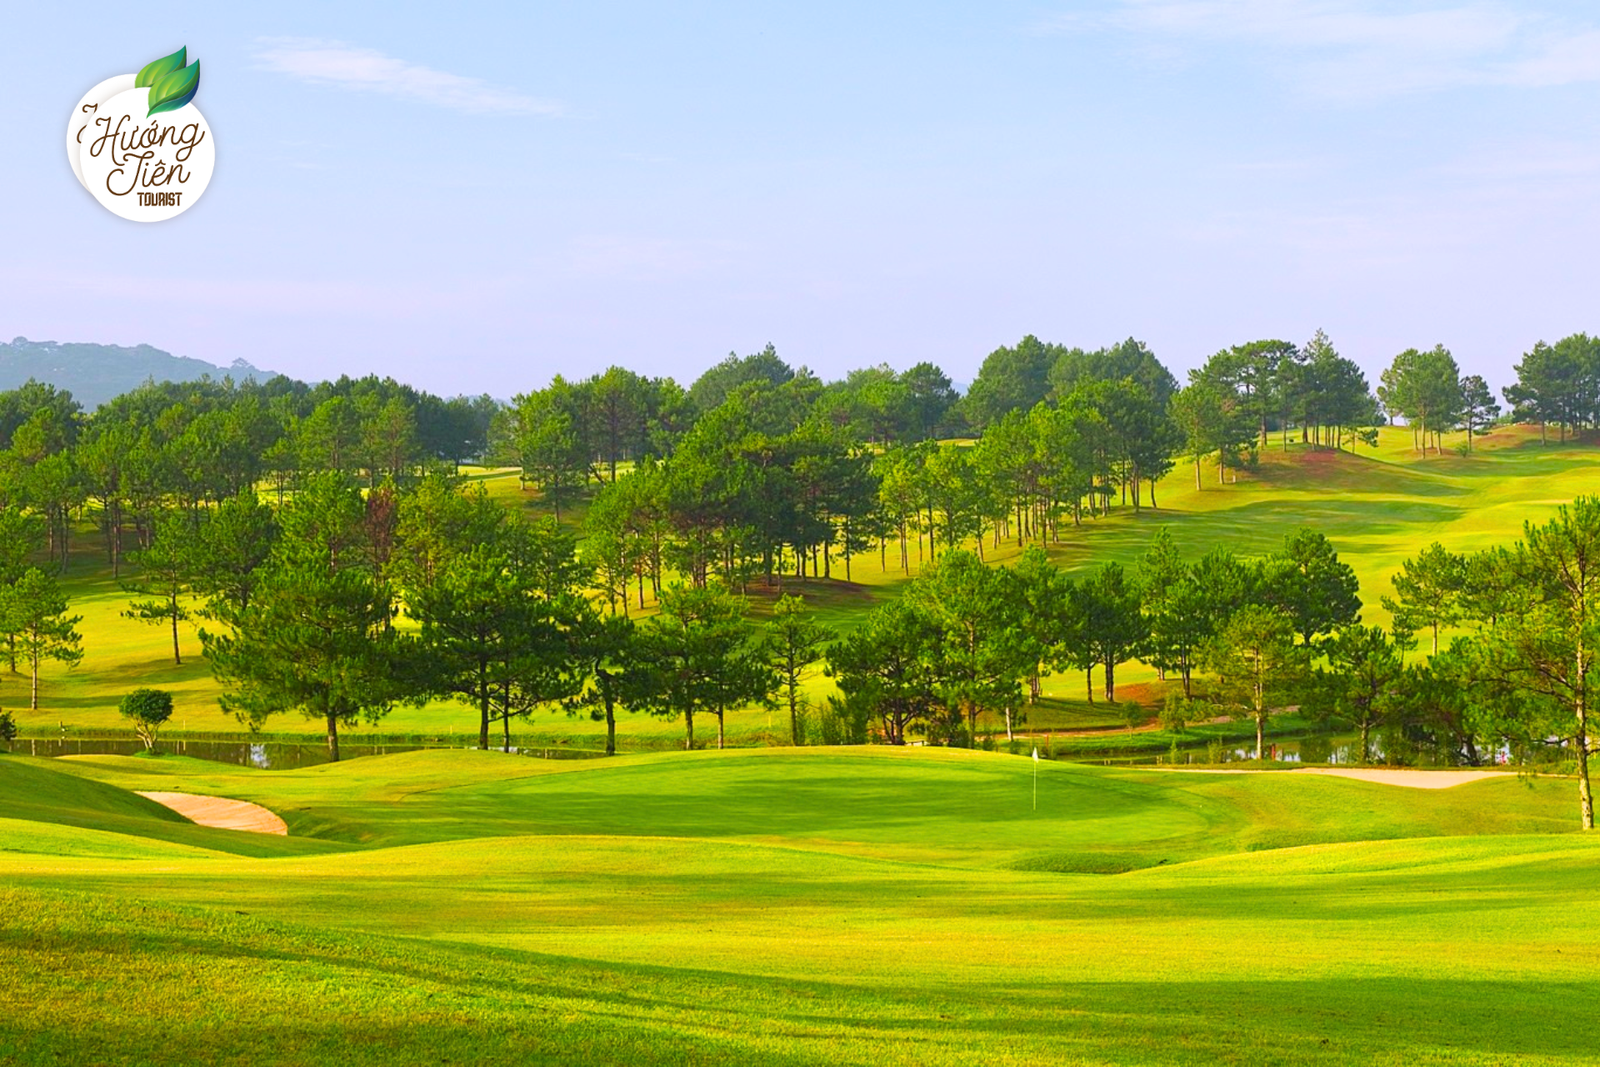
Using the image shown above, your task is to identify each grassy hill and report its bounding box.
[0,747,1594,1064]
[12,421,1599,751]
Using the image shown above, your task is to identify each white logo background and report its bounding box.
[66,74,137,189]
[70,81,215,222]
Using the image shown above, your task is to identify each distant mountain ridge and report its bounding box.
[1,337,281,410]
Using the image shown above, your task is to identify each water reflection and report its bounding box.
[3,737,609,769]
[1144,733,1527,767]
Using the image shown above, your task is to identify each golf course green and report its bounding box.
[1,746,1594,1065]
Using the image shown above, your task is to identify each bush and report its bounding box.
[119,688,174,752]
[815,695,869,746]
[1159,693,1193,733]
[0,710,16,747]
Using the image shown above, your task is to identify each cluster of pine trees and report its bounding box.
[0,327,1581,598]
[102,473,800,760]
[92,472,1600,831]
[1502,333,1600,443]
[826,529,1362,758]
[5,328,1600,825]
[0,375,495,577]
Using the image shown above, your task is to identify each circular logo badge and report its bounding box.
[66,74,137,189]
[78,87,215,222]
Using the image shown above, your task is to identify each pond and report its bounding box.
[4,737,609,769]
[1128,733,1520,768]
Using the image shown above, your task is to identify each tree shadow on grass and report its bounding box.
[1250,448,1471,499]
[1436,442,1600,481]
[1033,498,1465,577]
[6,889,1594,1067]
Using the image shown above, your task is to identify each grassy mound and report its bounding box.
[0,755,353,857]
[20,747,1578,861]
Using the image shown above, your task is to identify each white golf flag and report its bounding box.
[1032,748,1039,762]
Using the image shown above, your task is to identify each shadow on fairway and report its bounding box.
[4,887,1589,1067]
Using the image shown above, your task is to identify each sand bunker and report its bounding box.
[1292,767,1517,789]
[137,791,288,835]
[1168,767,1518,790]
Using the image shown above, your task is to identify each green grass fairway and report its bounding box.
[1,747,1595,1064]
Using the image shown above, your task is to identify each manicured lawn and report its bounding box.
[0,747,1594,1064]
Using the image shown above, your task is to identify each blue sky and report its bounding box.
[4,1,1598,397]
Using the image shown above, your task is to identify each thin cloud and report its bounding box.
[1042,1,1600,99]
[565,236,741,281]
[253,37,562,115]
[1496,29,1600,86]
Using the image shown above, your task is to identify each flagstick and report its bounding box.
[1031,746,1038,812]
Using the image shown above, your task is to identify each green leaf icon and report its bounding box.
[135,47,186,89]
[147,62,200,117]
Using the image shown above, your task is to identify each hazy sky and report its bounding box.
[5,2,1598,397]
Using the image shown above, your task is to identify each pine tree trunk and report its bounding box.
[1576,725,1593,830]
[327,712,341,762]
[479,671,491,750]
[1578,638,1593,829]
